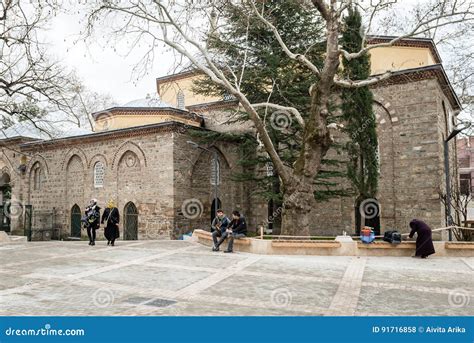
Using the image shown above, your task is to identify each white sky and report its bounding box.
[41,3,470,121]
[44,11,175,105]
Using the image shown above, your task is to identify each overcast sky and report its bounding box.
[41,2,470,121]
[44,10,176,106]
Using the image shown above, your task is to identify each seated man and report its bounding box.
[214,210,247,253]
[211,209,230,251]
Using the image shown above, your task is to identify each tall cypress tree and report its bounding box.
[341,7,379,232]
[192,1,350,233]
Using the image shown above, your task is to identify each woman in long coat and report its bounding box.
[102,199,120,246]
[409,219,436,258]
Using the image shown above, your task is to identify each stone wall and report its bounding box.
[12,127,176,240]
[0,75,459,240]
[306,77,456,236]
[172,131,262,237]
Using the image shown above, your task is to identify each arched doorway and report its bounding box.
[124,202,138,240]
[210,198,222,224]
[356,198,381,235]
[0,172,11,232]
[70,204,82,238]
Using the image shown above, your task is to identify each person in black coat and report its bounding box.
[84,199,101,246]
[102,199,120,246]
[213,210,247,253]
[409,219,436,258]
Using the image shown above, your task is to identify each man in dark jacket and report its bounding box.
[211,209,230,251]
[213,210,247,253]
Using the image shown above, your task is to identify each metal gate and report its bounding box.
[0,204,10,232]
[124,202,138,240]
[24,205,32,241]
[71,204,82,238]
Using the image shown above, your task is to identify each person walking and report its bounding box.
[85,199,101,246]
[102,199,120,246]
[408,219,436,258]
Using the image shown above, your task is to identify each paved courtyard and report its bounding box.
[0,240,472,316]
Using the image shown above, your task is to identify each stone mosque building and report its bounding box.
[0,36,462,240]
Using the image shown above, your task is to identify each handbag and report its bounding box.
[106,207,118,225]
[383,230,402,244]
[360,226,375,244]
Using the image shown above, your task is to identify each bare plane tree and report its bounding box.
[84,0,473,235]
[439,186,473,241]
[0,0,112,138]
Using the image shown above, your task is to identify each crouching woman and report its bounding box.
[409,219,435,258]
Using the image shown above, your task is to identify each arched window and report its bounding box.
[33,166,42,190]
[210,156,220,186]
[177,90,185,110]
[94,161,105,188]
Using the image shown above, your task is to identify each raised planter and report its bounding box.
[445,242,474,250]
[272,240,341,248]
[192,230,474,257]
[194,229,251,246]
[357,242,415,249]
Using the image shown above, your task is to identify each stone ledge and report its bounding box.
[357,242,415,249]
[194,229,251,245]
[192,230,474,256]
[272,240,341,249]
[445,242,474,250]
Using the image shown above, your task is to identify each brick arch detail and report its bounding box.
[61,148,88,171]
[111,141,147,170]
[26,154,50,177]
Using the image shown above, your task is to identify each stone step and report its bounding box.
[9,235,28,242]
[0,231,9,242]
[0,232,28,242]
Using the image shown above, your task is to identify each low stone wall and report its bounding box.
[193,230,474,257]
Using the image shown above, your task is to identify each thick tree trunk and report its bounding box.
[280,181,317,236]
[279,14,341,236]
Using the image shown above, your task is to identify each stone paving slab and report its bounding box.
[147,252,246,270]
[357,286,474,316]
[0,240,472,316]
[244,255,350,280]
[84,264,212,291]
[362,266,474,292]
[200,273,339,309]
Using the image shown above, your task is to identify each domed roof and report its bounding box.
[122,94,172,108]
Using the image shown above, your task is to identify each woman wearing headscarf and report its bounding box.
[102,199,120,246]
[409,219,436,258]
[85,199,101,246]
